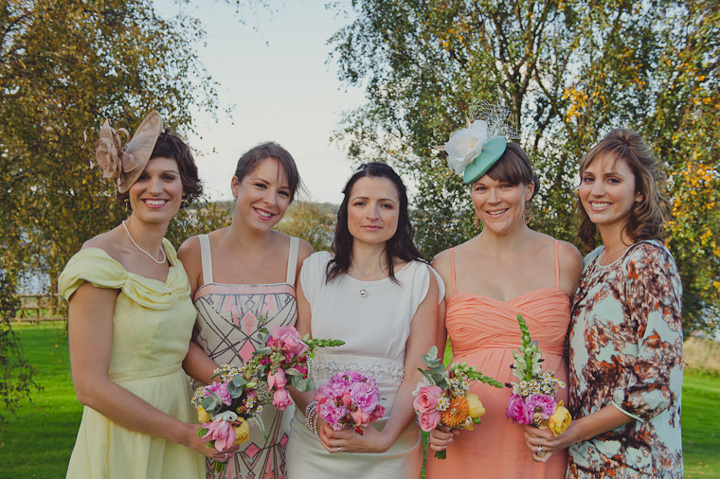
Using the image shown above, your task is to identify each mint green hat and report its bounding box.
[462,136,507,184]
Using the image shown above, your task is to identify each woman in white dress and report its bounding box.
[286,162,440,479]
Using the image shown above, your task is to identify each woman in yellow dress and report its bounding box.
[59,112,235,478]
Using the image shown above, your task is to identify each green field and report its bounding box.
[0,322,718,478]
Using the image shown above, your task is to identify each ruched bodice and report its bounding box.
[426,244,570,479]
[448,288,569,357]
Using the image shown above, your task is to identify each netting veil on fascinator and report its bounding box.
[442,101,519,184]
[95,111,163,193]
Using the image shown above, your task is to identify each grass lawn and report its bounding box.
[0,322,80,479]
[682,370,720,478]
[1,322,718,478]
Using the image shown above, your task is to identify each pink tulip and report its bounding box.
[201,420,236,451]
[272,388,294,410]
[267,369,287,391]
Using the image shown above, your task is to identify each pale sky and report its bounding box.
[169,0,365,204]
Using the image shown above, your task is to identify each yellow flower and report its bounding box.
[548,403,571,437]
[233,419,250,445]
[197,406,210,423]
[466,393,486,419]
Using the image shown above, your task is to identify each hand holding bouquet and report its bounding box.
[192,364,263,473]
[505,314,571,437]
[246,325,345,410]
[314,370,385,435]
[413,346,503,459]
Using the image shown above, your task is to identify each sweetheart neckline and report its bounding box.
[449,287,569,305]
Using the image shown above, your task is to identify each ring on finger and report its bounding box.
[337,446,341,453]
[537,445,545,456]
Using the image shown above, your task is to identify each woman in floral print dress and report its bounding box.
[525,128,683,479]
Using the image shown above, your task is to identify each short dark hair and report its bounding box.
[327,162,426,284]
[576,128,668,248]
[118,129,202,208]
[234,142,301,201]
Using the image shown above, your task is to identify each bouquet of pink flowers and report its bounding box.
[314,370,385,435]
[505,314,571,436]
[192,364,263,473]
[413,346,503,459]
[246,325,345,410]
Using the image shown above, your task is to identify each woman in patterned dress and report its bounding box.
[525,129,683,478]
[179,142,313,478]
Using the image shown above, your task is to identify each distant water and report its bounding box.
[16,272,50,295]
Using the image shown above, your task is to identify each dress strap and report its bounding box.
[553,239,560,290]
[199,234,214,285]
[285,236,299,285]
[450,248,457,296]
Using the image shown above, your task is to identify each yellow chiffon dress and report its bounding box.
[59,240,205,479]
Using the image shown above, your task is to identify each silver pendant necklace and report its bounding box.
[357,267,387,299]
[122,220,167,265]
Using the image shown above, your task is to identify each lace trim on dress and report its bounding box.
[312,358,405,382]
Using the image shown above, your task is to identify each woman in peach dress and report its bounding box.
[426,113,582,479]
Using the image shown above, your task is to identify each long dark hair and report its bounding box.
[326,162,426,283]
[576,128,668,249]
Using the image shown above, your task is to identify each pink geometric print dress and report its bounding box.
[193,234,300,479]
[426,241,570,479]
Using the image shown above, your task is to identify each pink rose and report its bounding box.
[418,410,442,432]
[506,393,532,424]
[341,391,353,407]
[369,404,385,422]
[272,388,294,410]
[413,385,442,413]
[267,369,287,391]
[350,408,371,428]
[201,419,235,451]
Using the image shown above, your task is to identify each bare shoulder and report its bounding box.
[557,239,583,272]
[177,234,201,262]
[431,248,452,278]
[296,237,314,262]
[81,228,121,259]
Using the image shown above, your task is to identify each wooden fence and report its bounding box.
[15,294,65,322]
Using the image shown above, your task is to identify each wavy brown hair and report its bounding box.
[576,128,669,249]
[118,129,203,209]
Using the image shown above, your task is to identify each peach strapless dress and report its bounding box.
[426,242,569,479]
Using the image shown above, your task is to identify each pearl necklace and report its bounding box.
[122,220,166,265]
[356,267,387,299]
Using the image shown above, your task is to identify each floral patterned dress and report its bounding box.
[568,240,683,479]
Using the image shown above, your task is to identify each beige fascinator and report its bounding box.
[95,111,163,193]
